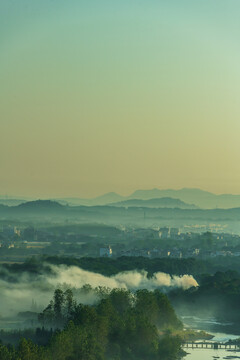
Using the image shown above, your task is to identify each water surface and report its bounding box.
[184,328,240,360]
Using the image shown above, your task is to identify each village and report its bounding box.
[1,223,240,263]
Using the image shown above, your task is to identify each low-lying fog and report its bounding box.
[0,264,198,317]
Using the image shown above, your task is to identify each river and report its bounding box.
[182,316,240,360]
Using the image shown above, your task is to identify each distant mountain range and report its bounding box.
[56,188,240,209]
[57,192,123,206]
[1,200,240,235]
[109,197,197,209]
[2,188,240,209]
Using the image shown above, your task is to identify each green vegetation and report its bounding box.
[174,329,213,342]
[37,255,240,277]
[170,270,240,325]
[0,288,184,360]
[3,254,240,284]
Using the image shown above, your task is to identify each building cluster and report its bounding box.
[1,226,21,237]
[159,227,181,240]
[2,222,240,261]
[100,246,240,259]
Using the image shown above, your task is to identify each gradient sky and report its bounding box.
[1,0,240,198]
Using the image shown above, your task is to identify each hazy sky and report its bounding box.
[1,0,240,198]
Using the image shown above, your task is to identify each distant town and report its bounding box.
[1,222,240,263]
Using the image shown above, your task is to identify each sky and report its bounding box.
[1,0,240,198]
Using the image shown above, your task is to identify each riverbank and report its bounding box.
[182,317,240,360]
[174,328,214,341]
[181,315,240,336]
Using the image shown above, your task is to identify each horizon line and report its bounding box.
[1,187,240,200]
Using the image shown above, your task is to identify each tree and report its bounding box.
[63,289,76,319]
[53,289,64,326]
[135,289,159,324]
[158,335,182,360]
[17,338,39,360]
[0,344,12,360]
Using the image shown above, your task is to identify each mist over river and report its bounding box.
[183,316,240,360]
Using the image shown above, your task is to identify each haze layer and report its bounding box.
[1,0,240,197]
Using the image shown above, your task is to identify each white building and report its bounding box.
[100,246,113,257]
[159,227,169,239]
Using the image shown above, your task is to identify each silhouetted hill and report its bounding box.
[4,188,240,208]
[17,200,64,210]
[1,201,240,233]
[57,188,240,209]
[0,199,27,206]
[91,192,123,205]
[110,197,198,209]
[57,192,123,206]
[134,188,240,209]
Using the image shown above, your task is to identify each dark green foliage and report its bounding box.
[38,289,76,328]
[42,255,208,277]
[3,255,240,283]
[0,288,183,360]
[0,328,52,347]
[170,270,240,324]
[158,335,182,360]
[0,344,13,360]
[53,289,65,325]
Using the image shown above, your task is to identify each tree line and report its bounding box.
[0,288,184,360]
